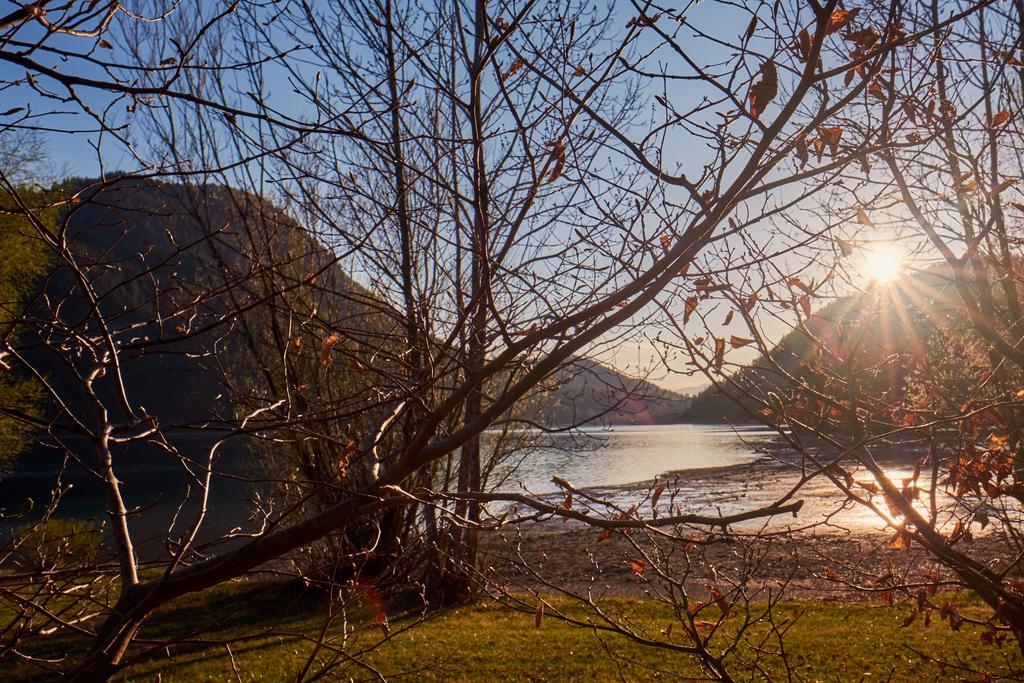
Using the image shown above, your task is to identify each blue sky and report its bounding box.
[2,0,908,394]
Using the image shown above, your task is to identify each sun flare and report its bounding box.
[859,243,906,284]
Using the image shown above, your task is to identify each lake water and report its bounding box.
[503,423,777,495]
[497,425,929,531]
[0,424,780,551]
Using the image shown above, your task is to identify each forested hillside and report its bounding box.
[25,177,380,430]
[682,270,974,426]
[0,186,58,470]
[6,177,690,474]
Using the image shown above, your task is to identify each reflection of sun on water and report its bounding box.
[858,243,906,284]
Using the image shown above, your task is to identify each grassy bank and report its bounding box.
[3,579,1020,681]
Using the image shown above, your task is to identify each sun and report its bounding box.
[859,243,906,284]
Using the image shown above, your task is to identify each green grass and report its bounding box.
[3,579,1021,681]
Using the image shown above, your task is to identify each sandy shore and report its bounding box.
[480,450,1008,599]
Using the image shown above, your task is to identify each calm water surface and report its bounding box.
[1,424,781,548]
[501,423,777,495]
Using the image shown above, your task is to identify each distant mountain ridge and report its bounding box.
[522,357,692,426]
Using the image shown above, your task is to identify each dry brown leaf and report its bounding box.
[844,66,857,87]
[957,178,979,193]
[709,586,732,616]
[748,61,778,119]
[989,178,1018,197]
[320,332,342,370]
[902,100,917,124]
[991,109,1012,128]
[845,26,880,50]
[684,296,698,324]
[794,134,809,168]
[798,293,812,318]
[794,28,812,63]
[501,57,525,82]
[817,126,843,158]
[787,276,812,294]
[652,485,665,509]
[729,335,754,348]
[546,140,566,182]
[827,8,860,34]
[693,619,718,634]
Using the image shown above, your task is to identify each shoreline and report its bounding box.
[484,446,1001,599]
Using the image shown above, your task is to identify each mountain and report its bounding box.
[520,357,692,427]
[16,177,689,445]
[24,177,369,427]
[681,268,973,424]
